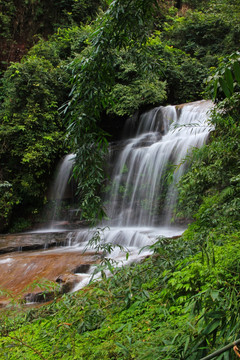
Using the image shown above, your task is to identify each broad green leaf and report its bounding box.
[219,77,231,98]
[213,79,218,100]
[233,61,240,85]
[224,68,234,94]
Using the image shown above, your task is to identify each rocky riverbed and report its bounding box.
[0,231,99,307]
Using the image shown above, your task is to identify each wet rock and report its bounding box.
[0,249,97,306]
[56,273,81,293]
[24,273,81,303]
[71,264,91,274]
[0,231,71,255]
[24,291,55,303]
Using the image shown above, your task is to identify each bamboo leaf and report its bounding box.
[224,350,230,360]
[184,335,191,355]
[203,319,221,335]
[115,324,126,333]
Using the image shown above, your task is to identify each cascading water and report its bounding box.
[70,100,214,291]
[104,100,213,227]
[27,100,213,294]
[48,153,75,228]
[46,101,213,252]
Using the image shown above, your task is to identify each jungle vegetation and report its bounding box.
[0,0,240,359]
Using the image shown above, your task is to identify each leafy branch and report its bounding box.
[65,0,160,222]
[206,52,240,101]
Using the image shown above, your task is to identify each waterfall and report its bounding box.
[73,100,214,293]
[48,154,75,227]
[26,100,213,294]
[45,100,212,231]
[104,100,213,226]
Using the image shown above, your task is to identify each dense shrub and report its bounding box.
[175,54,240,241]
[0,28,89,231]
[0,0,107,69]
[1,230,240,359]
[163,1,240,68]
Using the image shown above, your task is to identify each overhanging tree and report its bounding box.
[65,0,161,221]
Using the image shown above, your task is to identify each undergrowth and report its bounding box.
[0,229,240,359]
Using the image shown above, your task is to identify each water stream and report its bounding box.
[104,100,212,226]
[43,100,212,291]
[48,154,76,228]
[15,100,213,295]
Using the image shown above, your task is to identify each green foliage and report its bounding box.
[0,0,106,69]
[206,52,240,100]
[1,231,240,359]
[1,1,240,359]
[147,34,207,103]
[182,0,209,9]
[0,27,88,231]
[163,1,240,68]
[0,57,65,230]
[65,0,160,221]
[109,78,166,117]
[0,1,15,40]
[104,47,167,117]
[0,181,15,230]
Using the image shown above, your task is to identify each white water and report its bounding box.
[104,100,213,226]
[48,154,75,228]
[70,100,213,289]
[58,225,185,292]
[38,100,213,291]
